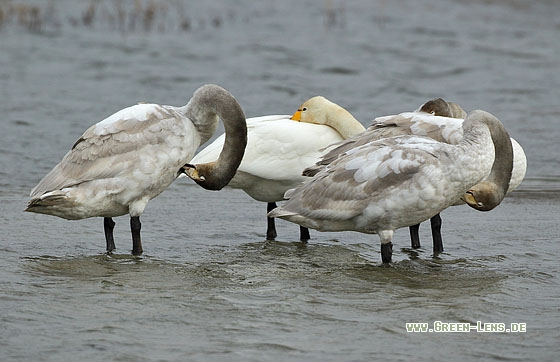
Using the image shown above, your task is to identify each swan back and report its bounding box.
[30,103,197,200]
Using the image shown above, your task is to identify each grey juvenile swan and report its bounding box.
[305,98,526,254]
[26,84,247,255]
[269,110,514,264]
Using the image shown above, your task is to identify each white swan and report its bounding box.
[190,96,365,241]
[305,98,526,253]
[268,110,514,263]
[26,84,247,255]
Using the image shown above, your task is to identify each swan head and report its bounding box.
[290,96,334,125]
[462,181,504,211]
[417,98,451,116]
[417,98,467,119]
[181,163,206,181]
[290,96,365,138]
[181,163,222,190]
[180,161,236,191]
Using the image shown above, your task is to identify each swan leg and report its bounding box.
[130,216,143,255]
[430,214,444,253]
[379,230,394,264]
[381,243,393,264]
[104,217,116,253]
[266,202,278,240]
[409,224,421,249]
[299,226,310,242]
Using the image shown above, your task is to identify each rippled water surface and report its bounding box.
[1,0,559,361]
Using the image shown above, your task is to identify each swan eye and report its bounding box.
[477,202,483,207]
[199,175,206,181]
[302,107,308,111]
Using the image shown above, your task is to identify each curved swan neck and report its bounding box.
[184,84,247,190]
[183,87,220,145]
[326,106,365,138]
[463,110,514,209]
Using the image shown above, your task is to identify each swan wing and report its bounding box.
[304,112,465,177]
[30,103,194,198]
[241,119,342,180]
[283,136,440,222]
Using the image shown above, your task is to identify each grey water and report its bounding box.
[1,0,559,361]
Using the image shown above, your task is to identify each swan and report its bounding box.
[25,84,247,255]
[268,110,514,263]
[305,98,526,253]
[190,96,365,241]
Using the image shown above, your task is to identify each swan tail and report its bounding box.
[25,191,68,213]
[267,207,298,219]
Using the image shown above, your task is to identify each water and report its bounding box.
[1,0,559,361]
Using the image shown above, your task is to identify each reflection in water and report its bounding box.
[22,241,506,301]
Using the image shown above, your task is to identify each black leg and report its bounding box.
[131,216,143,255]
[409,224,421,249]
[299,226,310,242]
[430,214,444,253]
[266,202,278,240]
[104,217,116,252]
[381,242,393,264]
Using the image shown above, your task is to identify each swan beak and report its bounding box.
[290,110,302,121]
[462,190,477,206]
[181,164,206,182]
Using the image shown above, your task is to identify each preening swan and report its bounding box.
[305,98,526,253]
[26,84,247,255]
[190,96,365,241]
[268,110,514,264]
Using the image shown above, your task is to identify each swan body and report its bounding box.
[304,98,526,252]
[26,84,247,255]
[28,104,199,220]
[269,110,514,263]
[191,96,365,240]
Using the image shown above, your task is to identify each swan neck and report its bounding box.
[187,84,247,190]
[327,107,365,139]
[464,110,514,200]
